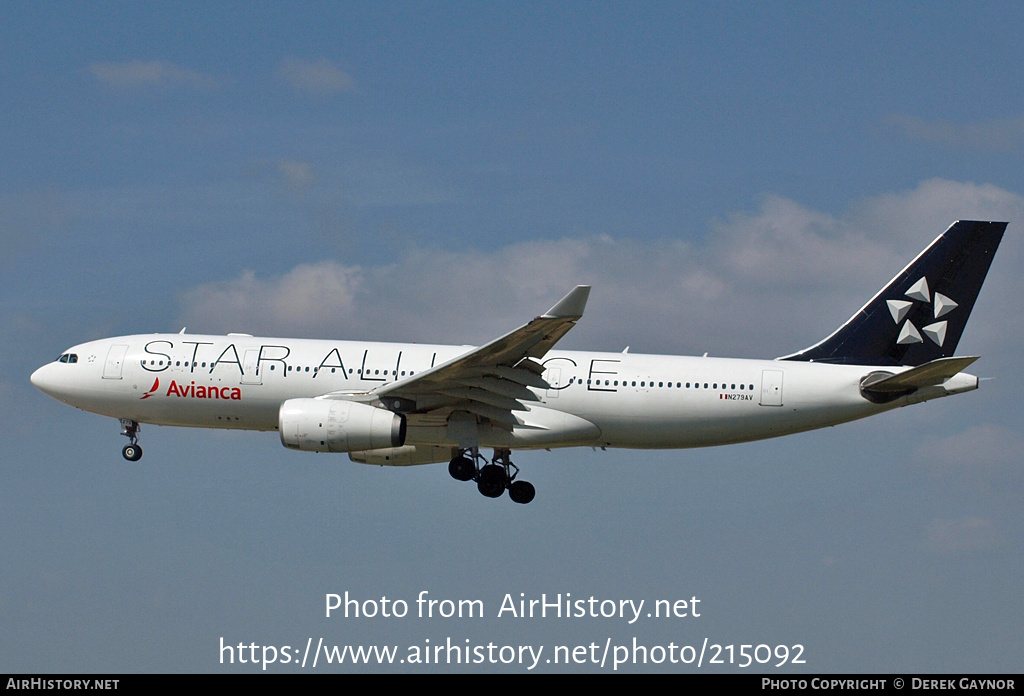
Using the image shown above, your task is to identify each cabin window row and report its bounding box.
[139,359,416,377]
[573,378,755,390]
[271,367,418,376]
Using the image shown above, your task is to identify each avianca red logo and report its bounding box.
[140,378,242,401]
[141,378,160,399]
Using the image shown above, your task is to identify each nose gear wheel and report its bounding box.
[120,419,143,461]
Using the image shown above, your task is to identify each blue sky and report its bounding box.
[3,2,1023,672]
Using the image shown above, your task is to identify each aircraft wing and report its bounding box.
[323,286,591,429]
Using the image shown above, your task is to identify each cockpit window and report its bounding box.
[57,353,78,364]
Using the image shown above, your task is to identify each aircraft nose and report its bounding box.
[30,363,60,397]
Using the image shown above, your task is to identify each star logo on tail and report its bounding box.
[886,276,958,347]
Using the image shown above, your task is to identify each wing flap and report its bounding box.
[446,401,523,427]
[438,387,530,412]
[461,365,550,389]
[453,376,542,401]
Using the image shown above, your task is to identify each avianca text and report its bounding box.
[167,380,242,400]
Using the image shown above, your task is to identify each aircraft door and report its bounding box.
[102,344,129,380]
[545,367,562,398]
[241,349,262,385]
[760,370,784,406]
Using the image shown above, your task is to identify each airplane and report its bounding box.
[31,220,1006,504]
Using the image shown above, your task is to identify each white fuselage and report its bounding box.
[30,333,978,454]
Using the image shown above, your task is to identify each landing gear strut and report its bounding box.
[120,419,142,461]
[448,447,535,504]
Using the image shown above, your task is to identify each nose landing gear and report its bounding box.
[120,419,142,461]
[448,448,535,504]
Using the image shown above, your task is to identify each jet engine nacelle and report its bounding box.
[279,398,406,453]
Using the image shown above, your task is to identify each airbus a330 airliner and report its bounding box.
[32,220,1005,503]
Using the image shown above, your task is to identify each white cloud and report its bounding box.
[334,157,459,207]
[180,263,362,337]
[89,61,216,89]
[177,180,1024,360]
[277,159,316,189]
[709,194,892,289]
[179,241,592,342]
[277,58,355,95]
[913,424,1024,507]
[850,178,1024,251]
[889,113,1024,150]
[923,517,998,555]
[915,424,1024,471]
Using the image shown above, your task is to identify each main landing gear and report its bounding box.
[449,447,536,504]
[120,419,143,461]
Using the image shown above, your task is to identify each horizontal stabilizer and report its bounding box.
[860,356,979,393]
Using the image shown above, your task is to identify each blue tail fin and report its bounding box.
[781,220,1006,366]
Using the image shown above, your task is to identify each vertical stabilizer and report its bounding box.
[781,220,1006,366]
